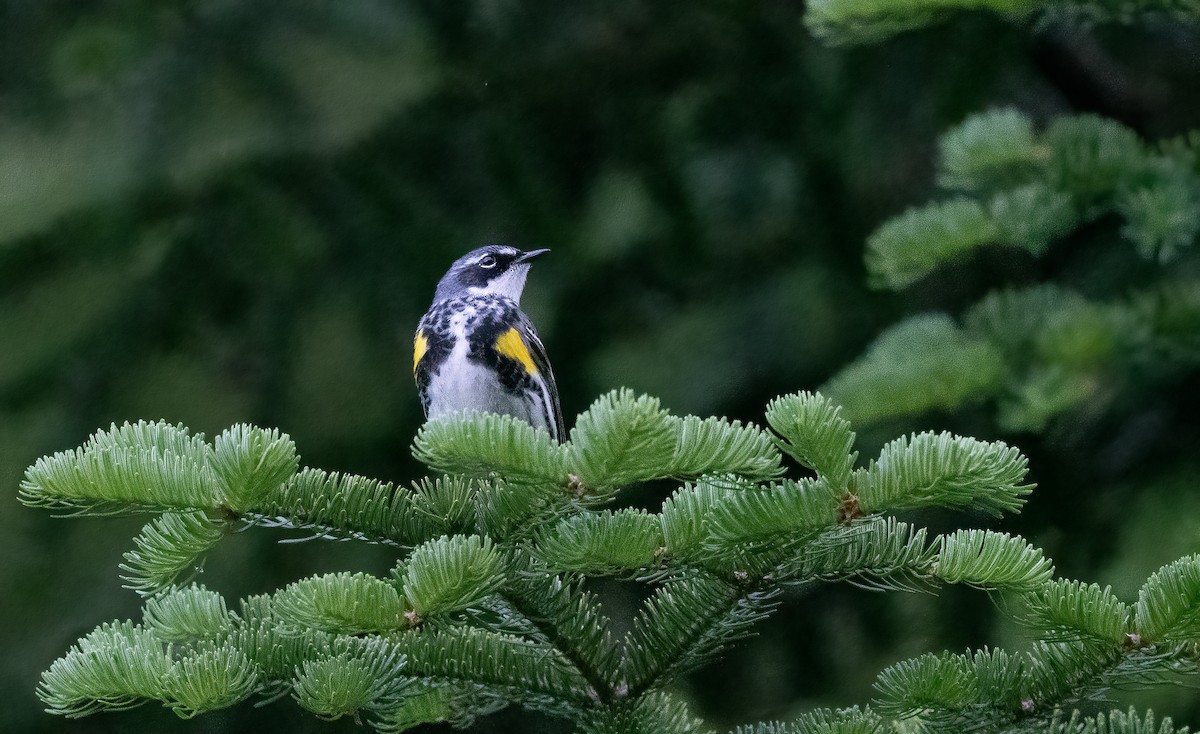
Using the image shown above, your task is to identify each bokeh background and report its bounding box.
[2,3,1198,732]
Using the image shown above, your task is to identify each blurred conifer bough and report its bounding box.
[19,390,1200,732]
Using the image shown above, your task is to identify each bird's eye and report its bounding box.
[479,255,498,269]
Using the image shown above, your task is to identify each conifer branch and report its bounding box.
[806,0,1200,45]
[500,555,620,702]
[732,706,884,733]
[22,390,1199,732]
[621,573,781,698]
[119,511,228,596]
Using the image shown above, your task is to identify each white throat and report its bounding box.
[468,263,531,302]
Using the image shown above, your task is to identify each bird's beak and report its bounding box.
[516,248,550,263]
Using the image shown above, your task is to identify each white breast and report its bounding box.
[424,310,542,428]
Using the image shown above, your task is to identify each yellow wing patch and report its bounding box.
[413,330,429,375]
[495,327,539,375]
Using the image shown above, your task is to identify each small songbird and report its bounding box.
[413,245,564,441]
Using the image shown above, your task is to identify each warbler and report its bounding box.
[413,245,564,441]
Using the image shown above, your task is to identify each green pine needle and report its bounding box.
[160,643,259,718]
[413,410,570,484]
[143,584,235,642]
[210,424,299,511]
[293,646,407,720]
[780,518,935,591]
[392,626,591,711]
[856,431,1032,517]
[938,108,1039,192]
[821,315,1006,425]
[19,420,219,514]
[622,574,780,694]
[668,414,784,481]
[1040,707,1192,734]
[273,572,411,634]
[865,197,999,290]
[254,467,434,546]
[1134,554,1200,643]
[374,686,457,733]
[403,535,504,618]
[580,691,712,734]
[119,511,228,596]
[934,530,1053,590]
[568,389,677,490]
[1020,579,1130,646]
[703,478,842,570]
[536,509,665,576]
[765,391,858,487]
[38,622,173,717]
[733,706,885,733]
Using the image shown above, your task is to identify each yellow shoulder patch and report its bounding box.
[495,327,539,375]
[413,330,428,375]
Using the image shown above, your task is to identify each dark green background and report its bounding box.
[2,3,1198,732]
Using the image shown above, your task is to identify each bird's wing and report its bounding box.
[516,313,565,443]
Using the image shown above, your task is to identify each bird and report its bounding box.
[413,245,564,442]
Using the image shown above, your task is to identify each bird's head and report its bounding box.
[432,245,550,303]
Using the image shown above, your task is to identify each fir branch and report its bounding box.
[143,584,235,642]
[568,389,678,491]
[660,479,734,564]
[1134,554,1200,643]
[821,315,1006,425]
[933,530,1053,590]
[874,647,1026,729]
[19,420,219,514]
[622,573,781,696]
[1134,277,1200,358]
[160,643,259,718]
[988,182,1078,255]
[210,424,299,511]
[250,468,436,546]
[668,414,784,481]
[779,517,936,592]
[702,477,842,571]
[733,706,885,733]
[1023,638,1132,709]
[765,391,858,488]
[391,626,593,714]
[855,431,1033,517]
[410,475,479,536]
[223,609,338,684]
[292,646,408,720]
[806,0,1200,45]
[806,0,1036,46]
[963,284,1094,362]
[1044,114,1147,205]
[1037,707,1193,734]
[858,110,1198,291]
[374,686,463,733]
[1117,161,1200,262]
[535,509,665,576]
[938,108,1040,192]
[119,511,228,596]
[580,691,712,734]
[502,554,620,701]
[273,572,411,635]
[1020,579,1131,646]
[402,535,504,618]
[473,475,573,540]
[413,411,570,485]
[864,197,999,290]
[38,622,174,717]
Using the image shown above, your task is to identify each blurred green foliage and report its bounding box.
[2,2,1199,732]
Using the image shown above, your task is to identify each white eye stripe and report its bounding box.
[479,254,498,268]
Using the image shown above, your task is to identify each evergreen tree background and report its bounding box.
[1,2,1198,732]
